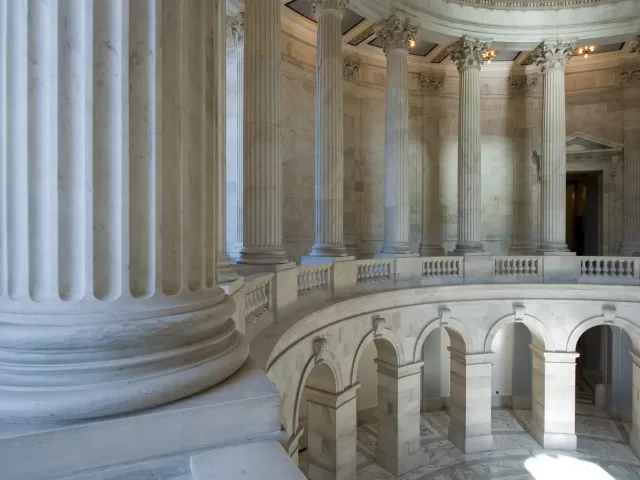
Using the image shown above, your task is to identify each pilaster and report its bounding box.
[450,36,491,253]
[305,384,359,480]
[420,73,447,256]
[343,55,361,257]
[374,360,423,476]
[447,349,494,453]
[530,347,578,450]
[533,40,576,253]
[376,15,417,256]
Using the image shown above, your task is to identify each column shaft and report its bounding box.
[375,360,422,476]
[448,350,494,453]
[0,0,248,423]
[238,0,288,264]
[534,41,574,253]
[530,348,578,450]
[310,1,347,258]
[630,352,640,457]
[376,15,417,256]
[450,37,489,253]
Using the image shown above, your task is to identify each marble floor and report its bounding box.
[301,404,639,479]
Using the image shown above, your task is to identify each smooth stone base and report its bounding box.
[234,261,297,276]
[448,252,494,284]
[237,247,289,265]
[419,245,446,256]
[217,254,239,283]
[220,276,244,296]
[448,431,494,454]
[531,430,577,450]
[309,243,348,258]
[0,358,281,480]
[540,251,578,283]
[190,440,306,480]
[301,255,355,265]
[509,244,538,255]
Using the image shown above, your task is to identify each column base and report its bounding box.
[380,243,415,256]
[536,243,569,253]
[419,244,445,256]
[619,243,640,257]
[0,358,282,480]
[345,243,358,257]
[302,255,355,266]
[509,243,538,255]
[453,242,484,254]
[233,261,297,276]
[448,430,494,454]
[309,243,348,258]
[530,428,577,451]
[218,253,239,283]
[237,246,289,265]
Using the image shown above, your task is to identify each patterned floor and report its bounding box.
[301,404,638,479]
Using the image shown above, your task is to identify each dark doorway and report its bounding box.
[566,172,601,255]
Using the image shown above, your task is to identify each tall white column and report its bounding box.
[0,0,248,423]
[343,56,361,257]
[215,4,237,283]
[450,37,490,253]
[238,0,289,265]
[620,63,640,256]
[530,348,578,450]
[419,74,446,256]
[226,13,245,261]
[309,0,348,259]
[375,360,422,476]
[533,41,575,253]
[376,15,417,256]
[510,75,540,254]
[448,349,494,453]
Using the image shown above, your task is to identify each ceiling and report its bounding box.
[284,0,637,64]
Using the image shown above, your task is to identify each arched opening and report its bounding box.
[574,325,634,452]
[297,362,341,478]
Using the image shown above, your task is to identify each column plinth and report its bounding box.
[376,15,417,256]
[450,37,490,254]
[238,0,289,265]
[309,0,348,258]
[0,0,248,423]
[534,41,575,254]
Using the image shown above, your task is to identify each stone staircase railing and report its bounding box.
[228,254,640,340]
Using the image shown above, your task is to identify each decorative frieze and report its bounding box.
[374,14,417,53]
[532,41,576,74]
[343,55,361,82]
[510,75,538,95]
[449,36,491,72]
[420,73,445,94]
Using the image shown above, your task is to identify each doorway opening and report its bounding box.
[566,171,601,255]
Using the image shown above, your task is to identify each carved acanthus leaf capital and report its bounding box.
[312,0,348,17]
[532,40,576,74]
[343,55,361,82]
[420,73,445,95]
[374,14,417,54]
[449,36,491,72]
[229,13,244,48]
[510,75,538,96]
[620,64,640,86]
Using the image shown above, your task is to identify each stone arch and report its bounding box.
[566,315,640,353]
[413,317,473,362]
[292,348,344,434]
[484,313,553,353]
[350,328,405,386]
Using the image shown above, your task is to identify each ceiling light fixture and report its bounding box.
[482,50,497,63]
[577,45,596,58]
[409,39,416,48]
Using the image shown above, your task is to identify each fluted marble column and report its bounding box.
[238,0,289,264]
[450,36,490,253]
[534,41,575,253]
[226,13,245,260]
[0,0,248,423]
[215,3,238,283]
[620,63,640,256]
[419,74,446,256]
[377,15,417,256]
[309,0,348,258]
[343,56,361,257]
[510,75,540,254]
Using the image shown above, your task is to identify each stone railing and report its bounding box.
[230,254,640,342]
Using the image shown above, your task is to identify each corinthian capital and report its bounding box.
[343,55,361,82]
[532,40,576,74]
[374,14,417,54]
[449,36,491,72]
[621,64,640,86]
[510,75,538,96]
[229,13,244,48]
[420,73,444,94]
[312,0,348,17]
